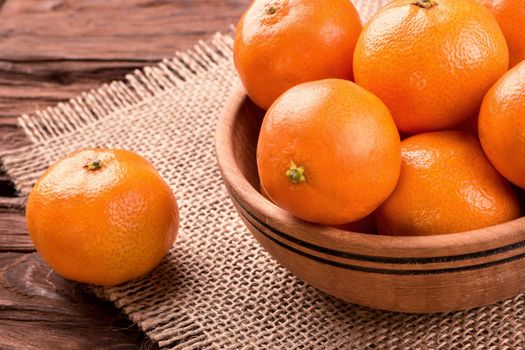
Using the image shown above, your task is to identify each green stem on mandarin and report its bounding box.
[266,5,277,14]
[414,0,437,9]
[84,159,102,171]
[286,161,306,184]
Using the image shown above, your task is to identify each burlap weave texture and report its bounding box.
[2,1,525,348]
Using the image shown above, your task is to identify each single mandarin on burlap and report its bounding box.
[26,148,179,286]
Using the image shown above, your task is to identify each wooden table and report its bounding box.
[0,1,247,348]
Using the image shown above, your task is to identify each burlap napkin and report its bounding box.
[2,1,525,349]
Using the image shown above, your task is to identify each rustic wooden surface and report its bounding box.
[0,0,248,348]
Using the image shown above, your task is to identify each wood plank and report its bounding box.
[0,0,244,124]
[0,208,32,252]
[0,252,159,350]
[0,60,153,120]
[0,174,16,197]
[0,0,241,60]
[0,0,248,157]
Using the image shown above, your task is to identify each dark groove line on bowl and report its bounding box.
[237,205,525,275]
[233,197,525,265]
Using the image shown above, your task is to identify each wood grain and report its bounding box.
[0,0,249,348]
[0,209,32,252]
[0,0,245,136]
[0,252,159,350]
[0,208,160,349]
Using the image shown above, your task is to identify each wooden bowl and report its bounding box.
[215,88,525,313]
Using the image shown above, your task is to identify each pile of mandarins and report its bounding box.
[234,0,525,236]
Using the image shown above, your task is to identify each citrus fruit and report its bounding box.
[353,0,509,134]
[257,79,401,225]
[479,61,525,189]
[479,0,525,68]
[376,131,521,236]
[26,148,179,286]
[234,0,362,110]
[260,180,376,233]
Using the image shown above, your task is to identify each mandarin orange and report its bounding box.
[26,149,179,286]
[479,0,525,67]
[376,131,521,236]
[257,79,401,225]
[234,0,362,110]
[261,180,376,233]
[479,61,525,189]
[353,0,509,133]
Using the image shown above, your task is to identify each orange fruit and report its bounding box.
[261,180,377,233]
[479,0,525,68]
[257,79,401,225]
[260,179,377,233]
[479,61,525,189]
[233,0,362,110]
[376,131,521,236]
[353,0,509,134]
[26,148,179,286]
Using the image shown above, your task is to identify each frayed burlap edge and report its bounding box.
[2,32,234,197]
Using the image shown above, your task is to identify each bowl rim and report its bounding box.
[215,87,525,260]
